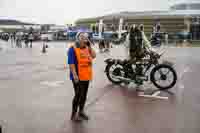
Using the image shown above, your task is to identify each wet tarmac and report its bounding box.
[0,40,200,133]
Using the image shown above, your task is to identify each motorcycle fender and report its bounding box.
[104,63,114,72]
[104,58,114,63]
[104,62,118,72]
[104,65,108,72]
[162,60,174,66]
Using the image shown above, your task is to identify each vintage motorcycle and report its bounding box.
[104,48,177,90]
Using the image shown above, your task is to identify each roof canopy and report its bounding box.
[170,0,200,10]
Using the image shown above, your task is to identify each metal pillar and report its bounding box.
[118,18,123,39]
[99,19,103,39]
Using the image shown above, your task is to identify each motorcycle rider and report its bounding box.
[129,25,144,61]
[127,24,153,92]
[129,24,154,58]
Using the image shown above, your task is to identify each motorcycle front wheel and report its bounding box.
[105,63,123,84]
[150,64,177,90]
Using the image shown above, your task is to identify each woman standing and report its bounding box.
[68,32,96,121]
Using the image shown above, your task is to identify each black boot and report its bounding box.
[71,112,83,122]
[70,111,76,121]
[79,111,89,120]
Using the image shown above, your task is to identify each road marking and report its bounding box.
[178,66,190,83]
[40,80,65,87]
[152,91,161,97]
[176,66,191,100]
[183,67,191,73]
[138,94,169,100]
[178,84,185,89]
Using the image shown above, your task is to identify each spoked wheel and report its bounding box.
[150,64,177,90]
[105,63,123,84]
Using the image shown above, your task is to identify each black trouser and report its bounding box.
[72,80,89,115]
[29,40,33,48]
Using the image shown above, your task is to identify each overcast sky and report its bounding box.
[0,0,175,24]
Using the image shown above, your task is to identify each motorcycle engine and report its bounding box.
[135,65,144,76]
[124,64,136,80]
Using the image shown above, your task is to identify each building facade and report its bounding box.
[76,0,200,39]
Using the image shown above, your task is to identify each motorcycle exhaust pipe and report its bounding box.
[114,76,148,82]
[114,76,135,82]
[136,76,148,81]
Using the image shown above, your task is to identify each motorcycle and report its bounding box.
[104,48,177,90]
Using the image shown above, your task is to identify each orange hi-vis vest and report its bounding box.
[74,48,93,81]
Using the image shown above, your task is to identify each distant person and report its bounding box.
[24,33,29,48]
[13,32,16,43]
[29,33,34,48]
[105,41,111,52]
[16,32,22,48]
[98,40,105,53]
[10,33,14,47]
[5,33,9,42]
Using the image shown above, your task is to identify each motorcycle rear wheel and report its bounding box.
[105,63,123,84]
